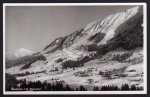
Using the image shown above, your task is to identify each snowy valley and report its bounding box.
[5,6,144,91]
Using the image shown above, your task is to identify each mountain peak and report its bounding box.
[128,6,140,10]
[15,48,34,58]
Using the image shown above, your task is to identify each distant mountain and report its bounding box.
[6,53,17,62]
[6,48,35,68]
[15,48,34,58]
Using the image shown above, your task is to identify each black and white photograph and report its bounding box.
[3,3,147,94]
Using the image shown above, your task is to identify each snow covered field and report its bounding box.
[6,47,144,90]
[5,6,144,91]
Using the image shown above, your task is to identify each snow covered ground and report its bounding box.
[5,6,144,90]
[6,47,144,90]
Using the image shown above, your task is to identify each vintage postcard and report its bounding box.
[3,3,147,94]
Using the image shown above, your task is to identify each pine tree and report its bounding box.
[93,86,99,91]
[80,85,86,91]
[65,84,71,91]
[46,83,51,91]
[130,85,136,90]
[76,88,79,91]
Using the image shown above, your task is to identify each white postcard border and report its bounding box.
[3,3,147,95]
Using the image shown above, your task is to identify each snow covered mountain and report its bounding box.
[42,6,143,61]
[15,48,34,58]
[6,6,144,90]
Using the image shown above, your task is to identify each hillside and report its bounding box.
[6,6,144,90]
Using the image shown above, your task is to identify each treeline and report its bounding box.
[62,43,134,68]
[62,60,84,68]
[6,54,46,69]
[102,84,143,90]
[14,70,45,77]
[114,16,143,50]
[21,54,46,70]
[62,54,96,68]
[119,20,143,50]
[7,80,143,91]
[6,73,18,90]
[87,44,98,51]
[6,73,143,91]
[6,55,34,68]
[112,53,132,62]
[61,43,113,69]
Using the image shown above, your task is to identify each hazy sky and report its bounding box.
[5,5,137,54]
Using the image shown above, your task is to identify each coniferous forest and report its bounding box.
[6,73,143,91]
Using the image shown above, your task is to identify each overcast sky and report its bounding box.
[5,5,137,54]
